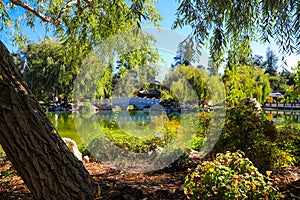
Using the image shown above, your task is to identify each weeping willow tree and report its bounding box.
[15,38,84,102]
[223,64,272,107]
[0,0,161,199]
[163,65,209,104]
[173,0,300,70]
[73,29,161,100]
[286,61,300,102]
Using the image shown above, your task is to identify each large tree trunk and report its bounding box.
[0,41,98,199]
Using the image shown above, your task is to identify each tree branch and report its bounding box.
[9,0,60,25]
[77,0,83,11]
[83,0,93,8]
[56,0,77,22]
[9,0,99,27]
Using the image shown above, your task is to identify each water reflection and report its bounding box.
[264,109,300,126]
[47,110,199,172]
[45,107,226,173]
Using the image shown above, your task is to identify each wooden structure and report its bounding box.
[263,102,300,110]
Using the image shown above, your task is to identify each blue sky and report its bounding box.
[1,0,299,70]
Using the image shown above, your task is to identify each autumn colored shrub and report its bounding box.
[211,99,294,172]
[184,151,282,200]
[219,98,277,148]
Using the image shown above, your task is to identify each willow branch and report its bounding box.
[9,0,60,25]
[77,0,83,11]
[9,0,82,26]
[83,0,93,8]
[9,0,99,27]
[56,0,77,22]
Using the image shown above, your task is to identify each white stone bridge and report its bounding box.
[95,97,160,110]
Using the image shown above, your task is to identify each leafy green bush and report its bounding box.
[188,111,210,151]
[211,99,294,171]
[249,133,295,171]
[276,128,300,165]
[104,130,164,153]
[184,151,282,200]
[190,135,205,151]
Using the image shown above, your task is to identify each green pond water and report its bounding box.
[1,109,299,157]
[0,110,196,156]
[46,110,172,150]
[0,110,204,172]
[265,109,300,129]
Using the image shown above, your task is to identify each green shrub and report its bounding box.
[190,135,205,151]
[276,128,300,165]
[211,99,294,172]
[189,111,210,151]
[249,134,295,171]
[184,151,282,200]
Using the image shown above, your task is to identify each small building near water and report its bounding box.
[136,88,161,99]
[267,92,283,103]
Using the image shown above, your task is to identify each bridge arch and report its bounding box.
[96,97,160,111]
[142,105,151,112]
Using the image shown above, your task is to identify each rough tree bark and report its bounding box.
[0,41,98,199]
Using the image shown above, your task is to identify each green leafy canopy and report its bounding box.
[174,0,300,68]
[1,0,162,51]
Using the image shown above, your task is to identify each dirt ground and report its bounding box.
[0,157,299,200]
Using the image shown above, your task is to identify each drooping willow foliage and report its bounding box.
[174,0,300,69]
[1,0,162,52]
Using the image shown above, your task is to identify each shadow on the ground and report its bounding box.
[1,157,300,200]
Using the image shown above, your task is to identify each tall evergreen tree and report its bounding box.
[264,47,279,76]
